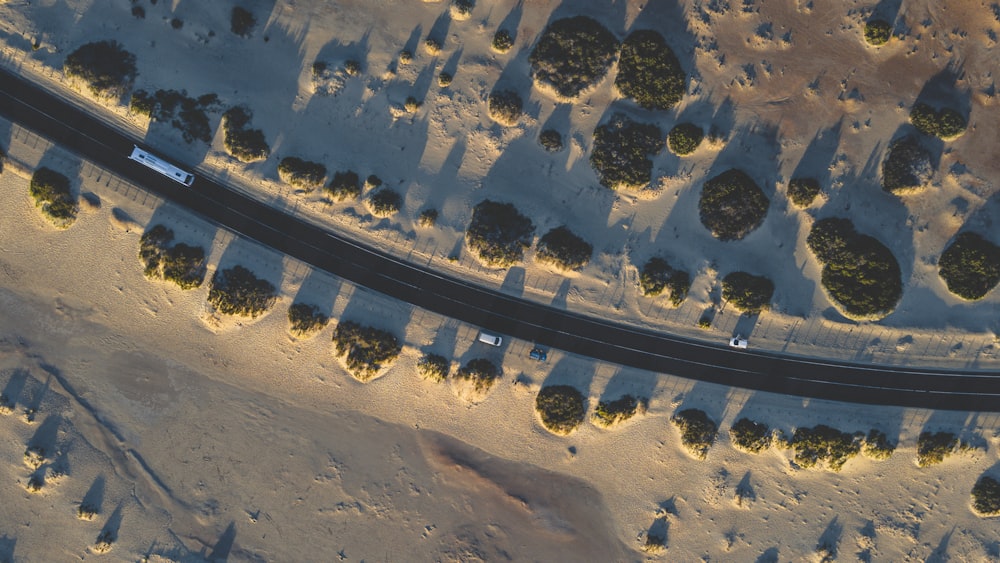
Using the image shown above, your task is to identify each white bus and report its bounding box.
[128,145,195,186]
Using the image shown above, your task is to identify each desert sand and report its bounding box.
[0,0,998,560]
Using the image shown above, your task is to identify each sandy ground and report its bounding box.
[0,0,998,561]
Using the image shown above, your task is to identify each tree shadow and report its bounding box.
[98,502,125,546]
[314,30,373,75]
[599,368,658,409]
[550,278,571,310]
[499,266,525,298]
[735,470,756,504]
[208,521,237,561]
[790,120,844,197]
[816,516,842,559]
[335,286,416,361]
[427,9,452,48]
[755,547,779,563]
[81,475,106,516]
[0,368,29,410]
[28,413,61,455]
[645,516,669,550]
[0,535,14,563]
[496,0,524,45]
[439,47,464,87]
[540,356,596,396]
[424,318,461,366]
[289,267,342,322]
[913,62,972,123]
[872,0,902,24]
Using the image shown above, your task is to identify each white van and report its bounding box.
[478,332,503,346]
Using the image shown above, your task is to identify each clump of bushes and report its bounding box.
[592,395,646,427]
[938,232,1000,300]
[287,303,329,336]
[916,431,959,467]
[730,418,771,453]
[535,385,586,435]
[368,189,402,217]
[130,89,221,144]
[670,409,718,459]
[207,265,277,318]
[465,200,535,267]
[698,169,769,241]
[787,424,862,471]
[862,429,896,460]
[910,102,966,140]
[864,19,892,45]
[787,177,821,207]
[487,89,523,126]
[590,114,662,190]
[222,106,270,162]
[63,40,137,97]
[418,208,439,227]
[332,320,401,381]
[417,353,449,382]
[278,157,327,190]
[29,167,77,226]
[454,358,500,393]
[139,225,207,289]
[492,29,513,53]
[615,29,686,110]
[231,7,256,37]
[807,218,903,318]
[971,475,1000,516]
[529,16,619,98]
[538,129,563,152]
[722,271,774,315]
[639,257,690,306]
[667,122,703,155]
[535,226,592,271]
[325,170,361,201]
[882,135,932,193]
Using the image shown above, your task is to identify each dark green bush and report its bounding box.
[29,167,77,225]
[465,200,535,267]
[326,170,361,201]
[916,431,958,467]
[536,226,592,271]
[807,218,903,318]
[590,114,662,190]
[667,122,703,155]
[454,358,500,392]
[207,265,277,318]
[368,189,402,216]
[332,320,401,381]
[131,5,145,18]
[971,475,1000,516]
[287,303,329,335]
[63,40,137,97]
[730,418,771,453]
[938,232,1000,300]
[404,96,422,113]
[424,37,442,55]
[535,385,586,434]
[487,89,522,126]
[882,136,932,193]
[787,177,821,207]
[492,29,513,53]
[170,18,184,30]
[615,29,686,110]
[788,424,862,471]
[670,409,718,459]
[438,71,453,87]
[910,102,966,139]
[398,50,412,64]
[699,169,769,241]
[344,60,361,76]
[418,208,438,227]
[222,106,270,162]
[538,129,563,152]
[231,7,256,37]
[278,157,326,190]
[130,89,219,144]
[862,429,896,460]
[592,395,645,427]
[529,16,619,98]
[722,271,774,315]
[417,353,449,382]
[639,257,690,306]
[864,19,892,45]
[451,0,474,18]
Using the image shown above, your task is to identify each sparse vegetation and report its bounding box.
[529,16,619,98]
[722,271,774,315]
[938,232,1000,300]
[971,475,1000,516]
[418,208,439,227]
[424,37,442,55]
[862,429,896,460]
[465,200,535,268]
[916,431,959,467]
[787,177,821,207]
[639,257,690,306]
[438,71,453,87]
[454,358,500,393]
[492,29,513,53]
[26,474,43,493]
[615,29,686,110]
[398,50,413,64]
[222,106,270,162]
[287,303,329,336]
[207,265,277,318]
[667,122,703,155]
[94,529,115,553]
[882,135,932,193]
[63,40,137,97]
[730,418,772,453]
[909,102,966,140]
[332,320,401,381]
[535,226,592,271]
[487,89,523,126]
[278,157,327,190]
[29,167,77,226]
[787,424,862,471]
[538,129,563,152]
[698,169,769,241]
[368,189,402,217]
[864,19,892,45]
[670,409,718,459]
[231,7,256,37]
[129,89,221,144]
[592,395,646,427]
[535,385,586,435]
[344,60,361,76]
[417,353,449,382]
[77,503,98,521]
[139,225,207,289]
[807,218,903,318]
[590,114,662,190]
[325,170,362,201]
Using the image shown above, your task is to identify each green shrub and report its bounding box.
[670,409,718,459]
[788,424,862,471]
[326,170,361,201]
[424,37,442,55]
[916,431,958,467]
[438,71,453,87]
[287,303,329,335]
[938,232,1000,300]
[529,16,619,98]
[451,0,474,19]
[231,7,256,37]
[698,169,769,241]
[592,395,645,427]
[807,218,903,318]
[417,353,449,382]
[278,157,327,190]
[722,271,774,315]
[971,475,1000,516]
[222,106,270,162]
[882,136,932,193]
[909,102,966,139]
[590,114,662,190]
[730,418,771,453]
[639,257,690,306]
[454,358,500,392]
[332,320,401,381]
[535,385,586,435]
[404,96,422,113]
[29,167,77,226]
[535,226,592,271]
[539,129,563,152]
[368,189,402,217]
[418,208,439,227]
[129,89,220,144]
[787,177,821,207]
[667,122,703,155]
[207,265,277,318]
[615,29,686,110]
[465,200,535,267]
[487,89,522,126]
[862,429,896,460]
[864,19,892,45]
[63,40,137,97]
[492,29,513,52]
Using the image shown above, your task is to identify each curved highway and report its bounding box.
[1,67,998,411]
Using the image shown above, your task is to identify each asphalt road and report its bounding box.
[1,67,998,411]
